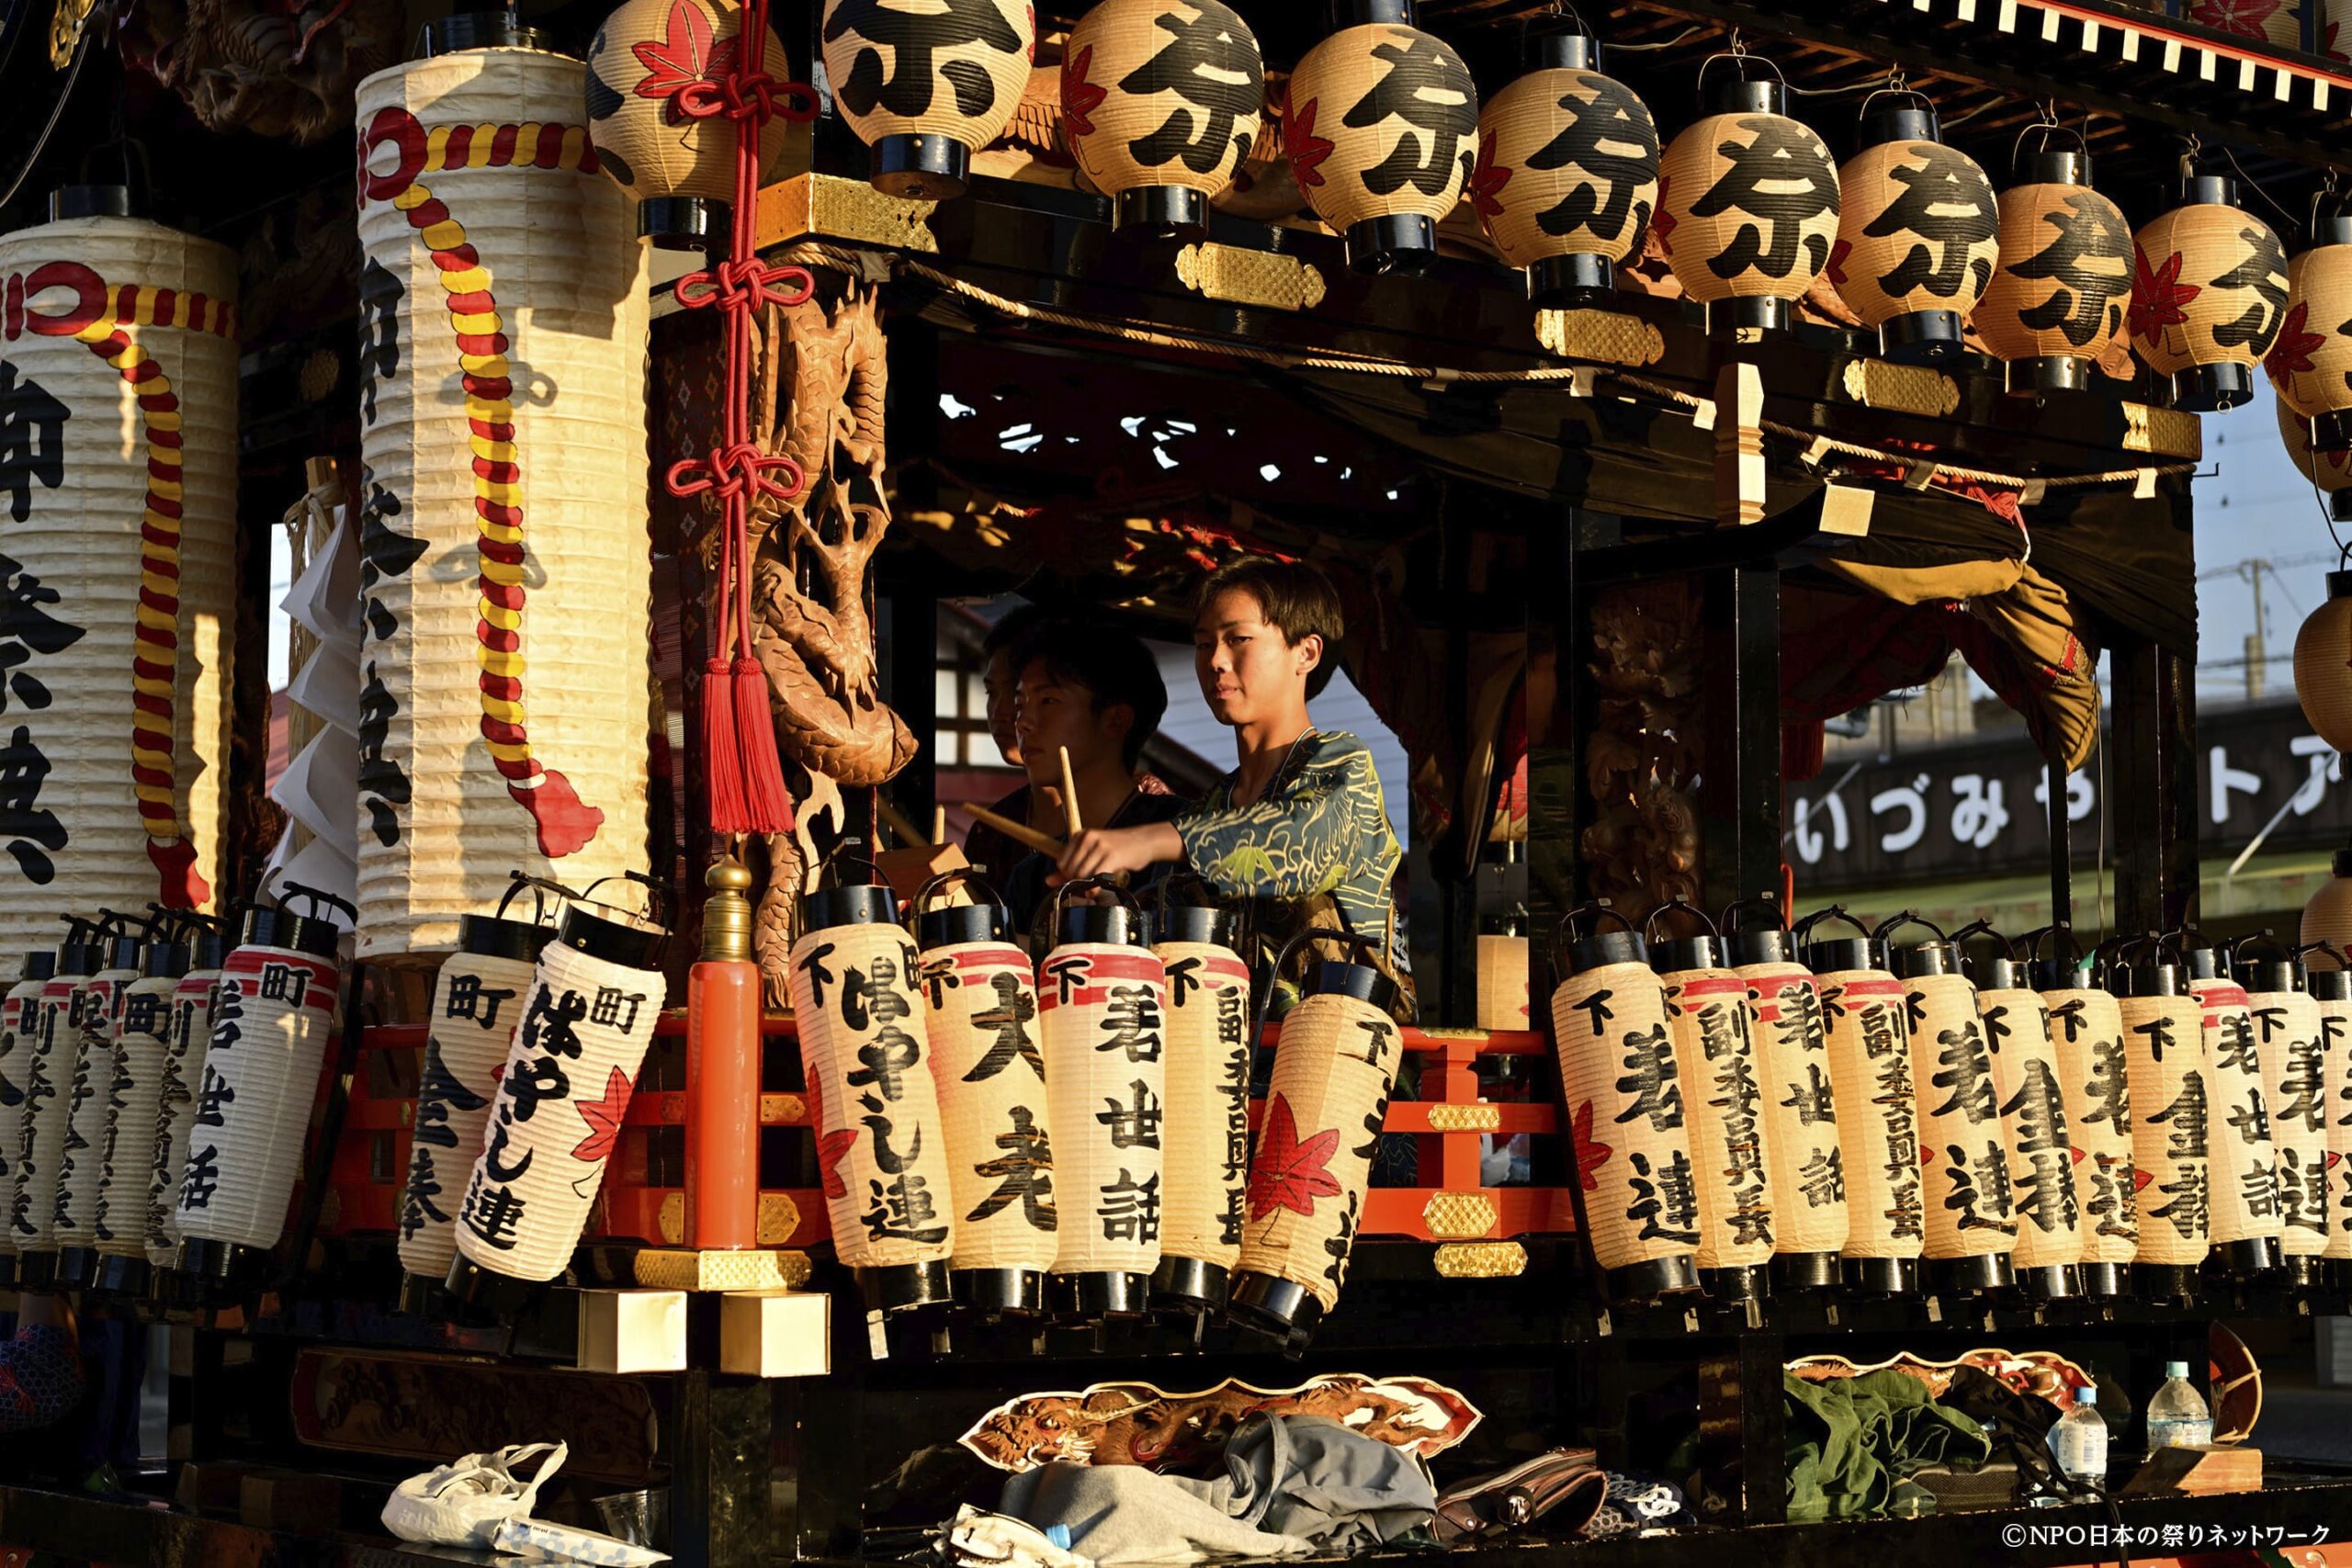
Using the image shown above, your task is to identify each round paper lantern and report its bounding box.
[2132,174,2289,412]
[92,934,187,1295]
[0,951,56,1285]
[2185,941,2283,1276]
[2278,393,2352,521]
[1650,904,1778,1303]
[447,897,670,1303]
[2266,216,2352,452]
[0,191,239,951]
[2308,958,2352,1280]
[2114,942,2208,1301]
[1470,28,1657,306]
[913,879,1057,1315]
[2295,574,2352,752]
[1655,62,1840,333]
[51,925,144,1289]
[1284,0,1478,276]
[1548,908,1701,1303]
[1967,940,2082,1301]
[585,0,800,246]
[1475,914,1529,1033]
[1062,0,1264,239]
[1831,93,1998,363]
[1150,904,1252,1314]
[10,926,99,1282]
[396,907,555,1313]
[1039,889,1168,1316]
[1884,919,2016,1296]
[143,927,224,1278]
[174,902,347,1285]
[1229,936,1404,1348]
[1724,907,1846,1290]
[820,0,1035,199]
[786,879,955,1317]
[1975,140,2132,393]
[2035,943,2135,1299]
[356,43,656,963]
[1803,912,1924,1296]
[2237,944,2328,1283]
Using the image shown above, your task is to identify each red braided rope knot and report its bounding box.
[674,72,821,125]
[666,443,806,504]
[673,257,817,316]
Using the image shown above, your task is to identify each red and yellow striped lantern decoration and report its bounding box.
[1725,908,1846,1289]
[2038,954,2135,1298]
[1969,938,2083,1300]
[1975,139,2132,393]
[2114,942,2209,1299]
[1151,905,1252,1313]
[1831,94,1997,363]
[2132,174,2289,412]
[144,931,224,1275]
[1804,911,1925,1295]
[914,883,1057,1315]
[1651,904,1777,1303]
[1885,919,2016,1295]
[2265,215,2352,452]
[1470,29,1657,306]
[1284,0,1478,276]
[354,43,655,963]
[1061,0,1264,239]
[820,0,1036,199]
[2187,946,2284,1274]
[0,953,55,1281]
[0,192,239,951]
[51,927,143,1287]
[2238,947,2329,1280]
[1655,61,1840,334]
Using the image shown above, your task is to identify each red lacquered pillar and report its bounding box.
[686,859,762,1250]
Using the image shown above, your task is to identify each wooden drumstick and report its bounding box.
[958,802,1064,857]
[1058,745,1083,838]
[931,806,947,846]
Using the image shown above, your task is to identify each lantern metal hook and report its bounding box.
[2009,117,2086,174]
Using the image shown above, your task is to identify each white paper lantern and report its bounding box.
[51,929,142,1286]
[93,945,185,1293]
[1803,914,1925,1295]
[144,932,224,1275]
[0,953,55,1280]
[8,932,98,1274]
[2188,953,2284,1274]
[2238,949,2328,1279]
[2114,942,2209,1300]
[1151,906,1252,1313]
[1886,923,2016,1296]
[2039,960,2136,1298]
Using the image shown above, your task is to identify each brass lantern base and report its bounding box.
[1115,186,1208,243]
[2076,1261,2127,1298]
[1528,253,1614,309]
[1840,1255,1919,1297]
[2174,361,2255,412]
[2004,355,2095,395]
[1878,308,1967,365]
[1345,215,1438,277]
[2017,1262,2079,1302]
[872,134,970,203]
[639,197,729,253]
[2216,1235,2280,1279]
[95,1254,151,1298]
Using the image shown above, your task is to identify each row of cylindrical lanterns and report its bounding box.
[1553,901,2352,1306]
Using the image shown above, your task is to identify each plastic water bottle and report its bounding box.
[2051,1385,2109,1494]
[2146,1360,2214,1451]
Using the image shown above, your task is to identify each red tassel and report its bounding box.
[732,653,796,832]
[703,655,749,835]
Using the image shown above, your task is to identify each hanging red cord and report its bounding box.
[662,0,820,836]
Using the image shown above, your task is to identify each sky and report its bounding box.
[2191,380,2345,709]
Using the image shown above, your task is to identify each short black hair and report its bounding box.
[1018,621,1168,772]
[1193,557,1344,699]
[981,600,1049,662]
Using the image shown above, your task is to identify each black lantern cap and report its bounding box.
[1332,0,1416,25]
[1529,31,1597,72]
[919,902,1012,950]
[1158,905,1239,950]
[872,135,971,202]
[50,185,130,221]
[1858,94,1939,149]
[1722,896,1793,967]
[55,918,100,977]
[461,910,557,964]
[1559,904,1648,974]
[1227,1269,1326,1344]
[954,1267,1044,1316]
[17,952,53,984]
[639,197,728,252]
[801,881,899,937]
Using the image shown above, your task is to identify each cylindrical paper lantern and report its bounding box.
[2294,574,2352,753]
[2267,216,2352,452]
[51,925,144,1287]
[1475,915,1530,1033]
[2116,942,2209,1301]
[2186,942,2283,1276]
[93,934,187,1294]
[10,927,98,1279]
[1655,62,1839,334]
[0,953,56,1283]
[1975,139,2132,393]
[1548,908,1701,1303]
[447,897,670,1300]
[787,880,954,1316]
[355,43,655,963]
[0,192,238,946]
[913,879,1057,1315]
[1284,0,1478,276]
[2037,944,2135,1299]
[584,0,797,245]
[820,0,1036,199]
[1968,939,2082,1300]
[1471,28,1657,306]
[2239,946,2329,1283]
[1803,910,1924,1297]
[2307,957,2352,1279]
[1725,907,1847,1289]
[2132,174,2289,412]
[1831,94,1997,363]
[2279,394,2352,522]
[175,903,346,1282]
[1062,0,1264,239]
[1886,919,2016,1295]
[396,906,554,1312]
[1230,936,1404,1347]
[1150,904,1252,1314]
[1651,904,1776,1302]
[1039,889,1167,1316]
[144,928,224,1276]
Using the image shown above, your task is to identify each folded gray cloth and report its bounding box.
[1000,1415,1437,1564]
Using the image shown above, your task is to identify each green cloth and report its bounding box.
[1783,1370,1991,1523]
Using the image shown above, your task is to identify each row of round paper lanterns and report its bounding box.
[2289,212,2352,959]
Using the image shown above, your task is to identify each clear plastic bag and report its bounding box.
[380,1440,569,1548]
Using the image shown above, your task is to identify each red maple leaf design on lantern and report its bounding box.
[1570,1100,1612,1192]
[1247,1094,1342,1220]
[570,1066,637,1165]
[2267,300,2325,380]
[804,1068,858,1200]
[2327,19,2346,59]
[2132,1167,2156,1193]
[1826,237,1852,290]
[633,1,741,125]
[1285,92,1333,191]
[2130,244,2200,343]
[2329,1150,2344,1172]
[1062,43,1105,141]
[1650,173,1676,257]
[2069,1145,2088,1166]
[1468,130,1510,221]
[2188,0,2280,39]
